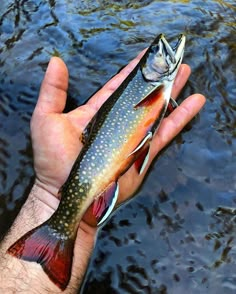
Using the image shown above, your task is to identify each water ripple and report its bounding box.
[0,0,235,293]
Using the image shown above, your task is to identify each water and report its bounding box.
[0,0,235,293]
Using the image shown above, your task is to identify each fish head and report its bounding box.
[142,34,186,83]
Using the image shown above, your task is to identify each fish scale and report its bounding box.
[7,34,186,290]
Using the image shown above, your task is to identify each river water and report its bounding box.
[0,1,235,293]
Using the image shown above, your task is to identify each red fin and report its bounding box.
[83,182,119,227]
[134,85,164,108]
[83,205,97,227]
[7,224,74,290]
[134,145,150,174]
[93,181,119,225]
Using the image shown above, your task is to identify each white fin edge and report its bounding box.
[97,183,119,226]
[129,131,152,157]
[139,147,150,175]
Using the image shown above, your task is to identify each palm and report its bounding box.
[31,107,88,191]
[31,101,143,202]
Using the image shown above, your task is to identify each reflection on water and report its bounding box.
[0,0,235,293]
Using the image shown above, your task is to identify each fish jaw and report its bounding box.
[141,34,186,83]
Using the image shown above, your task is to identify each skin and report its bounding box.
[0,51,205,293]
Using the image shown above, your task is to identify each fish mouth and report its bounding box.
[142,34,186,82]
[159,34,186,78]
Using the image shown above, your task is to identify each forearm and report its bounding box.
[0,183,96,293]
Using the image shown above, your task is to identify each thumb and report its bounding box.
[35,57,69,114]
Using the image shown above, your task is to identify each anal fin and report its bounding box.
[94,182,119,226]
[83,182,119,227]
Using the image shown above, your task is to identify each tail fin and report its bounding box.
[7,223,75,290]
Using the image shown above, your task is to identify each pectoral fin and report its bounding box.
[129,132,152,156]
[134,84,164,108]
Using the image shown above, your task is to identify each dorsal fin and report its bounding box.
[134,84,164,108]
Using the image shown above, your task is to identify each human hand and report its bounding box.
[0,53,205,293]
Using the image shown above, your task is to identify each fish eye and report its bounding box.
[154,44,160,53]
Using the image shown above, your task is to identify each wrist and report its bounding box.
[0,182,58,251]
[0,183,60,293]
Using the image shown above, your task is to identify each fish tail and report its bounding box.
[7,222,75,290]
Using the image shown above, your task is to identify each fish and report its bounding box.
[7,34,186,290]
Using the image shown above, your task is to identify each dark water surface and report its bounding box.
[0,0,235,293]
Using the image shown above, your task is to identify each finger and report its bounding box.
[86,50,146,112]
[69,61,191,138]
[117,93,206,204]
[68,50,147,129]
[104,50,147,93]
[150,93,206,159]
[78,52,189,121]
[35,57,69,114]
[171,64,191,99]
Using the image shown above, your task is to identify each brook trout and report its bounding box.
[7,34,186,290]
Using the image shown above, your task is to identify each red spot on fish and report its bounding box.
[144,118,155,128]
